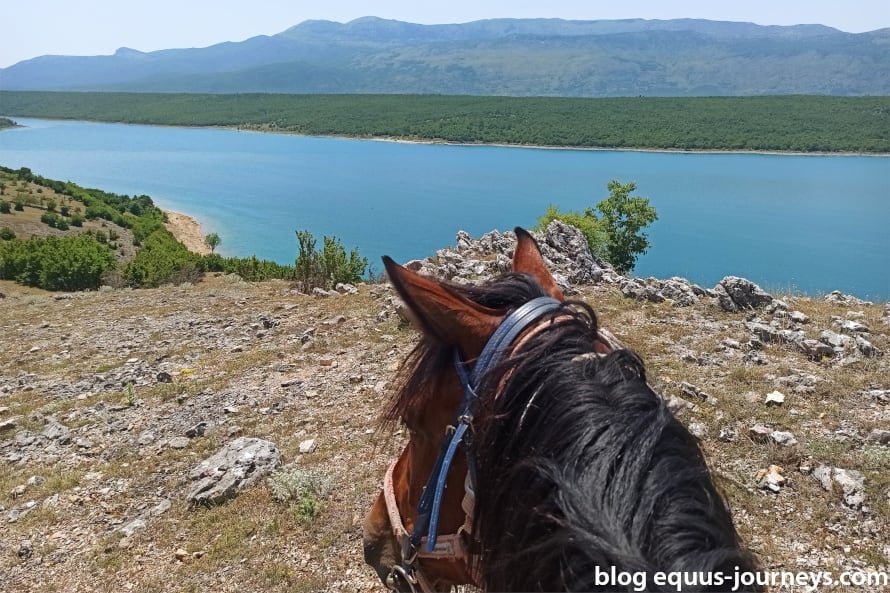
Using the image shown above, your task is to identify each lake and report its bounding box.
[1,117,888,299]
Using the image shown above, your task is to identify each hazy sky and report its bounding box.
[3,0,889,68]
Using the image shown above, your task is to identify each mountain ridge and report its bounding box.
[2,17,889,96]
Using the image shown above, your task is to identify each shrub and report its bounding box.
[0,200,10,214]
[0,227,15,240]
[123,229,202,287]
[0,234,116,290]
[267,468,330,524]
[294,229,368,291]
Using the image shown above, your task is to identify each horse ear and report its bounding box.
[383,256,502,358]
[512,227,564,300]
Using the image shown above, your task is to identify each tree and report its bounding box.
[596,180,658,274]
[537,179,657,274]
[204,232,221,253]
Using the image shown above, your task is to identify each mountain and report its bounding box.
[2,17,889,96]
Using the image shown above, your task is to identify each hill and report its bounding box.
[1,225,888,591]
[2,17,889,96]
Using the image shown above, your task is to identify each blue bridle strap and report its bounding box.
[410,296,562,553]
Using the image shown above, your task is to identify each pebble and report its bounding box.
[299,439,318,454]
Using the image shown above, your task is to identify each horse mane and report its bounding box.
[385,271,762,591]
[473,290,763,590]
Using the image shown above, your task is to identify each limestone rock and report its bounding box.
[186,437,281,506]
[715,276,774,312]
[812,466,866,508]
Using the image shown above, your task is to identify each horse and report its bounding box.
[364,228,762,592]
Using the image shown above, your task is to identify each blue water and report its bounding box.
[1,117,888,299]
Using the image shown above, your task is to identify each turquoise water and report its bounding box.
[1,117,888,299]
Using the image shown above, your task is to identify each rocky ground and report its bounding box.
[1,225,888,592]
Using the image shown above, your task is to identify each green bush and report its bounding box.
[0,227,15,240]
[123,229,202,287]
[0,200,10,214]
[294,229,368,291]
[0,234,116,290]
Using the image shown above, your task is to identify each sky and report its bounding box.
[2,0,889,68]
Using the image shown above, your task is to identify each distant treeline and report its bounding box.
[2,92,888,153]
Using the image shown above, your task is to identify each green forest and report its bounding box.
[2,92,888,153]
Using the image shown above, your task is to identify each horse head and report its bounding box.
[363,228,760,592]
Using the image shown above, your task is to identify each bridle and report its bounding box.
[381,296,623,592]
[382,296,562,591]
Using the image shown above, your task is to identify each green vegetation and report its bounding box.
[539,180,658,273]
[2,92,888,153]
[294,230,368,292]
[0,167,372,291]
[0,234,116,291]
[0,117,17,129]
[204,232,221,253]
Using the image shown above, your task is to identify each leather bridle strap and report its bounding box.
[409,296,562,554]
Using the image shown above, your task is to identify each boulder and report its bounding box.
[715,276,774,312]
[186,437,281,506]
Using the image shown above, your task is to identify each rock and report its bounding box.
[18,540,32,560]
[136,431,156,446]
[866,429,890,445]
[790,311,810,324]
[168,436,190,449]
[299,439,317,454]
[748,424,774,443]
[185,422,207,438]
[747,322,783,344]
[715,276,774,312]
[812,466,866,508]
[796,338,834,359]
[824,291,872,306]
[119,518,147,537]
[311,287,332,298]
[174,548,190,562]
[687,422,708,439]
[770,431,799,447]
[820,330,852,353]
[41,420,71,445]
[835,319,870,333]
[334,283,358,295]
[0,417,18,432]
[755,465,786,492]
[156,372,173,383]
[187,437,281,506]
[150,499,172,516]
[765,391,785,406]
[855,336,882,357]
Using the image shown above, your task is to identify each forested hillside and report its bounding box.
[3,92,888,153]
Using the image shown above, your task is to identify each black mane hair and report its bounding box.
[388,271,762,591]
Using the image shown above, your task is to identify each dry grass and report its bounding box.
[0,276,887,591]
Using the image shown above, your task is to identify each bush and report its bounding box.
[123,229,202,287]
[294,229,368,291]
[0,234,116,290]
[0,227,15,240]
[0,200,10,214]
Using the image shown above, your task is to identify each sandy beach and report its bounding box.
[164,210,212,255]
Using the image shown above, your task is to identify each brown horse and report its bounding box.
[364,228,761,592]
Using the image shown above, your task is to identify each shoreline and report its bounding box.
[164,210,211,255]
[5,116,888,157]
[230,125,890,158]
